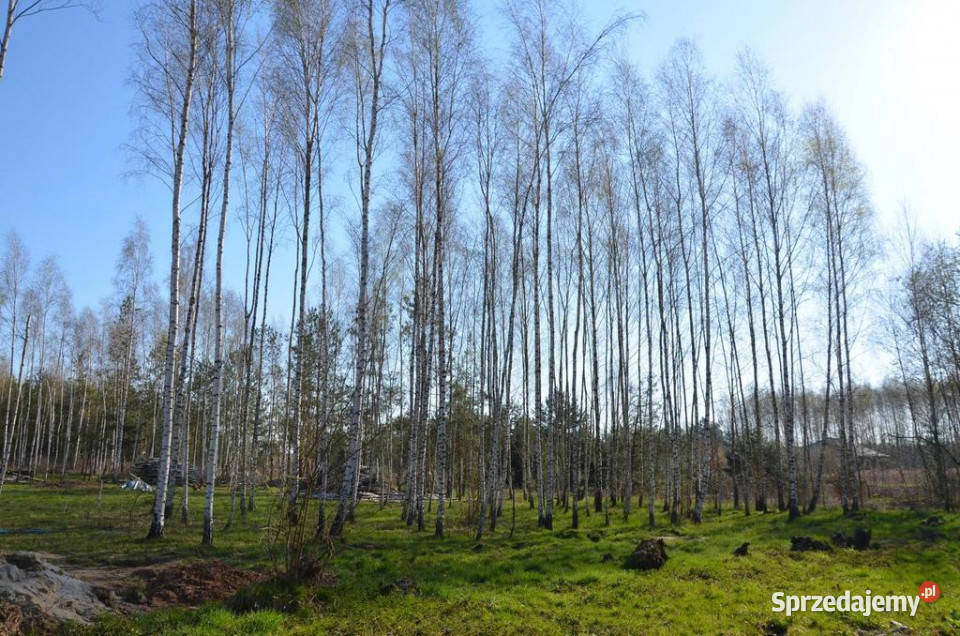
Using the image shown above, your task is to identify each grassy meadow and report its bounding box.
[1,480,958,634]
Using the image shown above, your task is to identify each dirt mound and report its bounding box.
[790,536,832,552]
[133,561,263,607]
[831,527,872,550]
[624,538,668,570]
[0,552,108,631]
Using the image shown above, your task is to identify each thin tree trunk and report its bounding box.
[148,0,198,540]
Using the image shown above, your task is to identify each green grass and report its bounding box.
[0,479,280,569]
[2,480,958,634]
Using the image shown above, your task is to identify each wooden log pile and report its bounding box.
[4,470,35,483]
[132,456,202,488]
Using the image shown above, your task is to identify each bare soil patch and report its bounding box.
[132,561,264,607]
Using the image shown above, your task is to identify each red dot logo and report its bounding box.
[919,581,940,603]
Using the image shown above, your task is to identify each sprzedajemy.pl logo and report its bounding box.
[771,582,940,618]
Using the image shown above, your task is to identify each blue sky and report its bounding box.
[1,0,958,326]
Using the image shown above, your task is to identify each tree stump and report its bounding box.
[624,538,668,570]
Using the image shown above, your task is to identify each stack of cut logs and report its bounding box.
[132,456,202,488]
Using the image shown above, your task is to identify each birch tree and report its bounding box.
[332,0,391,537]
[0,0,97,81]
[132,0,200,540]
